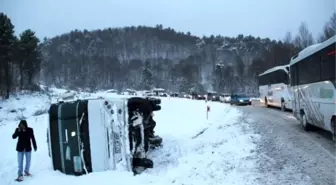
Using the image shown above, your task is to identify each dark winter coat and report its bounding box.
[12,121,37,152]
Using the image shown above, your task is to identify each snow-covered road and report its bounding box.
[0,93,259,185]
[238,101,336,185]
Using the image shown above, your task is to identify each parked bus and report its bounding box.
[258,64,292,111]
[289,35,336,139]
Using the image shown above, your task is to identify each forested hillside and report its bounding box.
[1,12,335,98]
[39,26,297,94]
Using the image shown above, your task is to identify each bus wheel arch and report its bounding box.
[331,115,336,141]
[299,109,304,116]
[300,110,312,131]
[264,97,268,107]
[280,98,286,111]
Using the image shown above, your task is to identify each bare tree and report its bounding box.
[327,12,336,33]
[283,31,293,44]
[318,12,336,42]
[294,22,314,49]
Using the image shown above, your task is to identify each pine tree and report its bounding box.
[0,13,17,98]
[18,29,41,90]
[141,60,153,90]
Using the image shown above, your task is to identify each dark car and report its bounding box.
[197,94,206,100]
[170,92,179,97]
[207,92,220,102]
[191,92,206,100]
[230,94,251,105]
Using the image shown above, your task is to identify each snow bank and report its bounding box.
[146,99,259,185]
[0,92,50,124]
[1,92,259,185]
[0,87,94,126]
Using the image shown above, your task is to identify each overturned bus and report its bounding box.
[47,96,162,176]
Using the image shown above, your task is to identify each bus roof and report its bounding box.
[258,64,289,77]
[290,35,336,66]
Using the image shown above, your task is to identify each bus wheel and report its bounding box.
[281,101,286,112]
[301,113,312,131]
[264,98,268,108]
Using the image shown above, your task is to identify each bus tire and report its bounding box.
[281,101,286,112]
[301,113,312,131]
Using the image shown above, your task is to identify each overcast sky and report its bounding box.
[1,0,335,41]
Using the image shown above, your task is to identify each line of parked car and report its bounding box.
[189,92,252,106]
[185,92,253,106]
[103,88,253,106]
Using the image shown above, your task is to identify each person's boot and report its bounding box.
[15,175,24,182]
[24,171,32,176]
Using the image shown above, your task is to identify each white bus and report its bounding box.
[258,64,292,111]
[289,35,336,139]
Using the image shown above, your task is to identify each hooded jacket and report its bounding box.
[12,120,37,152]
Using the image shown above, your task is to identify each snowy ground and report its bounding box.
[0,91,260,185]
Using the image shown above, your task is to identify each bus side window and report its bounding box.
[321,52,336,81]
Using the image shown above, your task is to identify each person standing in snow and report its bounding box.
[12,120,37,181]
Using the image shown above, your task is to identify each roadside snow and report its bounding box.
[0,92,50,125]
[146,98,259,185]
[1,93,259,185]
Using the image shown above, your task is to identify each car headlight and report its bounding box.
[239,99,243,102]
[213,96,215,98]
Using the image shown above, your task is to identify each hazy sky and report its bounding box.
[1,0,335,41]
